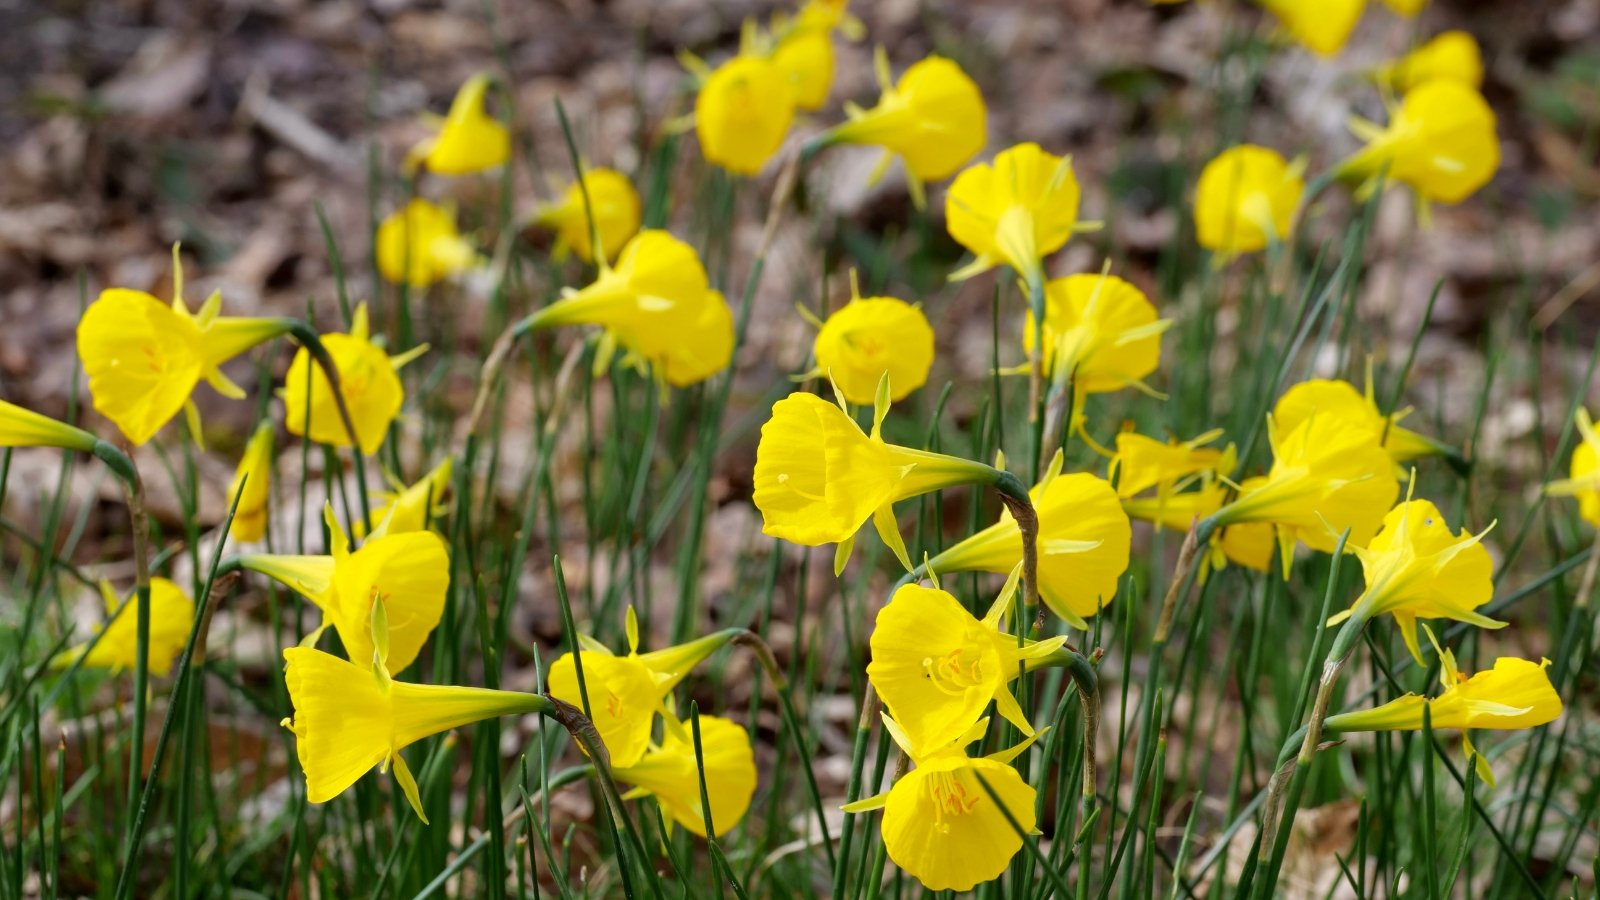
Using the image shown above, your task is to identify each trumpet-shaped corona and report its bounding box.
[531,168,641,264]
[1111,429,1229,500]
[1336,80,1499,205]
[1274,377,1449,465]
[803,294,934,405]
[695,54,796,176]
[1373,31,1483,92]
[227,422,275,543]
[375,199,479,289]
[406,74,510,176]
[1255,0,1366,57]
[54,578,195,677]
[1194,145,1304,257]
[946,143,1080,286]
[1023,273,1170,395]
[282,303,426,456]
[612,713,757,838]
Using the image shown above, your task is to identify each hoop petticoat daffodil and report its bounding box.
[1544,407,1600,526]
[612,712,758,838]
[226,421,275,544]
[842,714,1043,892]
[375,199,480,289]
[946,143,1091,295]
[1110,428,1231,500]
[796,282,934,405]
[530,168,641,265]
[1335,79,1499,209]
[52,578,196,677]
[1194,145,1305,259]
[1122,480,1277,579]
[1020,271,1172,398]
[1371,31,1483,92]
[753,373,1029,575]
[357,457,454,539]
[768,0,862,111]
[1274,374,1457,469]
[689,49,796,177]
[1255,0,1366,57]
[282,302,428,456]
[405,74,510,176]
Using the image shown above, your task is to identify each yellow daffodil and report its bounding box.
[612,713,757,838]
[405,74,510,176]
[238,504,448,675]
[843,714,1040,892]
[868,578,1066,749]
[752,376,1013,574]
[53,578,195,677]
[360,458,454,538]
[1327,494,1501,664]
[769,0,862,110]
[1111,428,1229,500]
[0,399,97,453]
[1336,79,1499,206]
[925,450,1131,628]
[1210,413,1399,576]
[520,230,734,388]
[375,200,479,289]
[282,635,552,821]
[1325,629,1560,785]
[946,143,1082,290]
[810,50,987,204]
[546,608,739,767]
[799,291,934,405]
[1254,0,1366,57]
[283,302,427,456]
[1122,482,1277,577]
[694,53,796,176]
[531,168,641,264]
[1377,0,1427,17]
[1022,272,1170,395]
[227,422,275,543]
[78,246,290,446]
[1543,408,1600,525]
[1274,376,1450,466]
[1194,145,1304,257]
[1373,31,1482,91]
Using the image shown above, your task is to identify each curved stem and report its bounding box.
[992,471,1042,631]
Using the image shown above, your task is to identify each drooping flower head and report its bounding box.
[1543,407,1600,526]
[1274,376,1453,467]
[946,143,1082,289]
[1022,272,1170,395]
[1373,31,1483,92]
[227,421,275,543]
[282,302,427,456]
[521,230,734,389]
[1324,628,1560,785]
[1194,145,1305,258]
[799,284,934,405]
[1336,79,1499,206]
[78,245,290,446]
[1211,412,1399,576]
[360,457,454,539]
[842,714,1041,892]
[238,504,448,675]
[0,399,98,453]
[546,607,739,767]
[925,450,1131,628]
[752,376,1011,573]
[53,578,195,677]
[405,74,511,176]
[611,713,757,838]
[375,199,479,289]
[693,52,797,176]
[868,576,1066,750]
[530,168,641,265]
[810,50,987,204]
[1254,0,1366,57]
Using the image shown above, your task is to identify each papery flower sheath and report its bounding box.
[868,577,1066,749]
[0,399,98,453]
[405,74,510,176]
[53,578,195,677]
[546,608,739,767]
[800,292,934,405]
[282,302,427,456]
[1274,377,1450,466]
[1373,31,1483,92]
[1254,0,1366,57]
[842,714,1041,892]
[237,504,448,675]
[612,713,757,838]
[227,421,275,543]
[1543,408,1600,526]
[1022,272,1170,395]
[531,168,641,264]
[924,450,1130,628]
[1336,79,1499,206]
[1194,145,1304,257]
[694,53,796,176]
[375,199,479,289]
[78,246,290,446]
[946,143,1081,289]
[520,230,734,388]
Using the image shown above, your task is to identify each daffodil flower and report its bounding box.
[282,302,427,456]
[1194,145,1305,258]
[842,714,1042,892]
[1372,31,1483,92]
[236,504,448,675]
[77,245,293,447]
[691,51,796,176]
[752,374,1019,574]
[1328,490,1502,665]
[227,422,275,544]
[796,285,934,405]
[1122,481,1277,578]
[1022,271,1172,397]
[1110,428,1230,500]
[405,74,511,176]
[359,457,454,539]
[1324,627,1560,785]
[0,399,98,454]
[375,199,480,289]
[1336,79,1499,208]
[612,712,758,838]
[924,450,1130,628]
[1543,407,1600,526]
[281,601,555,822]
[1254,0,1366,57]
[1274,375,1456,468]
[946,142,1087,292]
[868,575,1067,750]
[808,49,987,206]
[545,607,742,768]
[519,230,734,388]
[53,578,195,677]
[530,168,641,265]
